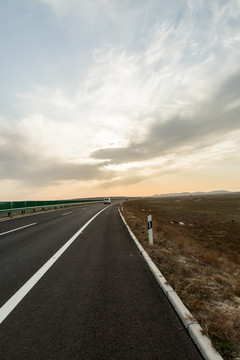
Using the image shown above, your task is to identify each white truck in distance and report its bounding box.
[104,197,111,204]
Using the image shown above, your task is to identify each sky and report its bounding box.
[0,0,240,200]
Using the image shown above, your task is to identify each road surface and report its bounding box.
[0,203,203,359]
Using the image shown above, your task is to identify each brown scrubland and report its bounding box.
[122,194,240,360]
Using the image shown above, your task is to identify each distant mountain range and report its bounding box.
[153,190,240,197]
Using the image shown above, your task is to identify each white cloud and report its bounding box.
[13,3,240,171]
[1,0,240,198]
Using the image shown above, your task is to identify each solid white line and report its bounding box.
[118,209,223,360]
[62,212,73,216]
[0,206,108,325]
[0,223,37,236]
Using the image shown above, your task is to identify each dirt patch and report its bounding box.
[121,194,240,360]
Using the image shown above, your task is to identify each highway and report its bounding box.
[0,203,203,359]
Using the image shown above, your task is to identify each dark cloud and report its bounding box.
[91,69,240,164]
[91,145,145,163]
[0,127,113,185]
[28,162,112,185]
[98,173,145,190]
[217,68,240,103]
[1,69,240,190]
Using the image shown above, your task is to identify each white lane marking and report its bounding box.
[0,223,37,236]
[0,206,108,324]
[62,212,72,216]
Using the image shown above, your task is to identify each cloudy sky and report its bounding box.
[1,0,240,200]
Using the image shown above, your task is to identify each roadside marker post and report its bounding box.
[148,215,153,245]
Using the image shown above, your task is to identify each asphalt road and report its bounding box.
[0,203,203,359]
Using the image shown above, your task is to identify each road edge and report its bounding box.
[118,208,223,360]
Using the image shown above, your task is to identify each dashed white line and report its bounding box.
[0,206,108,325]
[0,223,37,236]
[62,212,73,216]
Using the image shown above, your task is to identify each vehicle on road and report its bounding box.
[104,197,111,204]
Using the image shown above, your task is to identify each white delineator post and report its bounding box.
[148,215,153,245]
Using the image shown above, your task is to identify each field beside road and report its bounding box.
[122,194,240,360]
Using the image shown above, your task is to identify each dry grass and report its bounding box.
[122,194,240,360]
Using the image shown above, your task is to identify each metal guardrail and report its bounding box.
[0,200,103,218]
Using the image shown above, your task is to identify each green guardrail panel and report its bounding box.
[0,198,109,213]
[0,202,11,210]
[0,199,106,214]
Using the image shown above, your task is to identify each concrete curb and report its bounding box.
[119,208,223,360]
